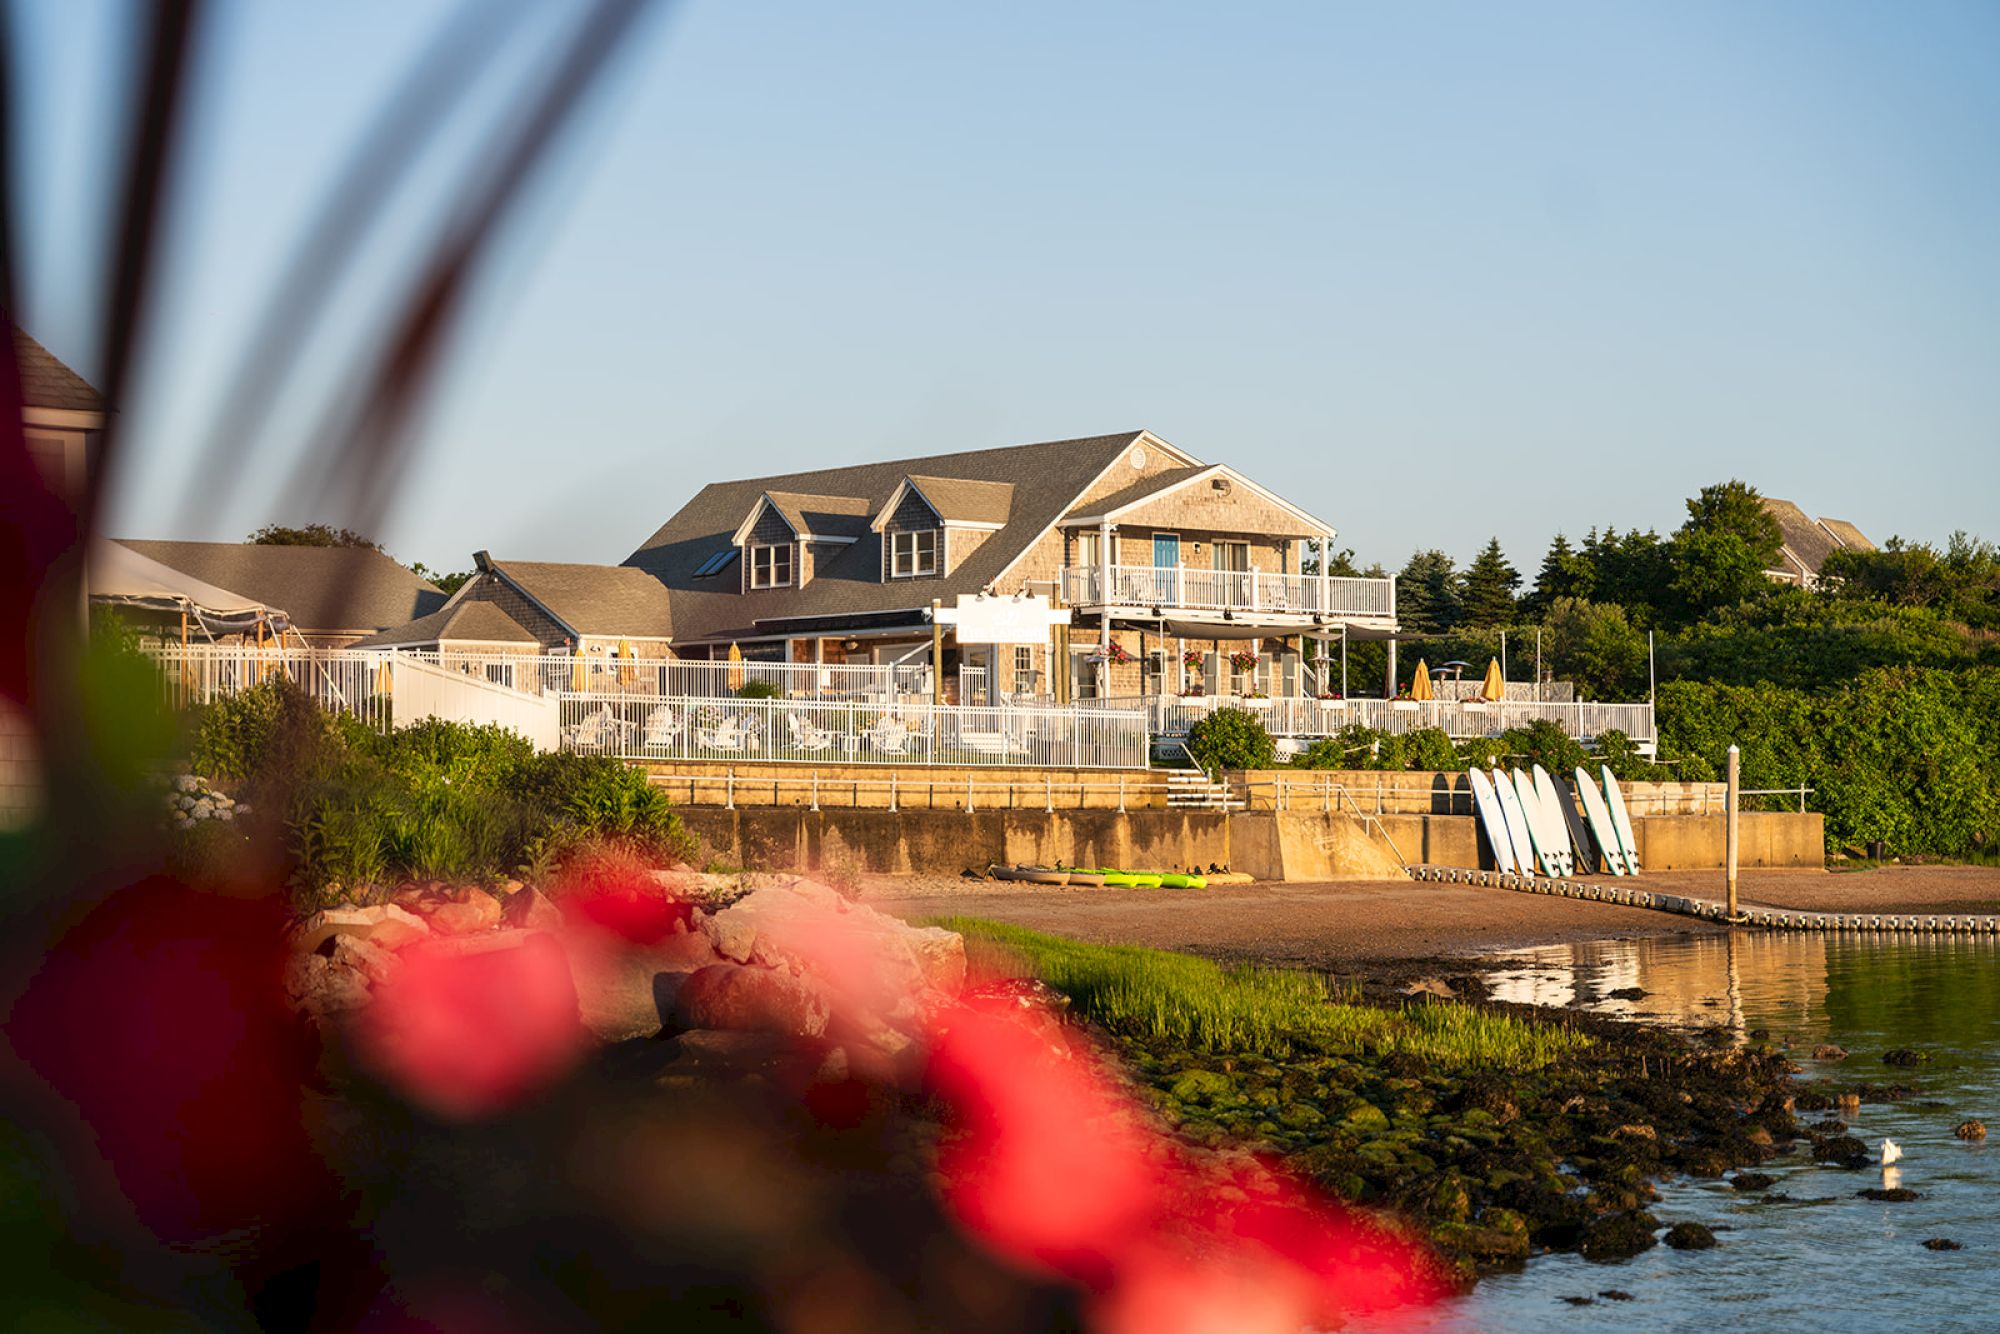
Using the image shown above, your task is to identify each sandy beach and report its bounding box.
[864,864,2000,972]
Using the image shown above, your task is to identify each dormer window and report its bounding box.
[890,529,938,578]
[749,543,794,589]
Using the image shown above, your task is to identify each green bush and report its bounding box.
[735,680,784,700]
[1405,727,1458,771]
[1186,707,1276,772]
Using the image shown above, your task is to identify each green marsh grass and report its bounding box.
[938,918,1588,1073]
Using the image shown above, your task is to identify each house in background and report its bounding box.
[16,329,106,504]
[358,552,674,659]
[108,540,447,646]
[622,429,1396,702]
[1760,498,1875,590]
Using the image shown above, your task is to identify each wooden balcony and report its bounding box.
[1060,564,1395,623]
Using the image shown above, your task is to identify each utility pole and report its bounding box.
[1725,743,1742,921]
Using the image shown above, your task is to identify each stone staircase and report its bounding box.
[1165,770,1243,812]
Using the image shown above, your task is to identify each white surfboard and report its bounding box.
[1531,765,1575,877]
[1574,765,1627,874]
[1493,767,1541,878]
[1601,765,1642,875]
[1511,767,1562,878]
[1467,768,1519,874]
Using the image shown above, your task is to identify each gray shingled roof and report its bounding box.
[1066,465,1209,520]
[1817,517,1874,554]
[624,431,1153,643]
[1761,499,1839,575]
[350,600,538,648]
[14,330,106,412]
[114,540,445,634]
[763,491,874,540]
[490,559,674,638]
[904,475,1015,525]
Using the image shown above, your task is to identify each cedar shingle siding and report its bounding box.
[880,491,942,582]
[457,573,571,647]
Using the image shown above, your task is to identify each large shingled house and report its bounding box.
[1760,498,1875,589]
[622,429,1396,701]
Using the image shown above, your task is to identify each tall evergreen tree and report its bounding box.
[1522,533,1595,618]
[1460,537,1521,628]
[1396,549,1464,634]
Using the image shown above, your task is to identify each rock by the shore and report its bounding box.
[1923,1238,1964,1251]
[292,904,430,954]
[1730,1172,1777,1192]
[1812,1044,1849,1061]
[672,963,832,1039]
[1858,1187,1922,1202]
[502,885,565,932]
[1882,1048,1930,1067]
[1578,1211,1659,1261]
[1664,1222,1717,1250]
[1954,1119,1987,1141]
[427,892,504,936]
[1812,1135,1871,1168]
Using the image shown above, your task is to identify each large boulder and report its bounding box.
[560,928,718,1043]
[501,885,565,933]
[292,904,431,954]
[284,952,372,1022]
[428,894,504,936]
[672,964,832,1039]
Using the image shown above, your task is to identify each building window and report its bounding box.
[890,529,938,578]
[749,543,793,589]
[693,549,738,578]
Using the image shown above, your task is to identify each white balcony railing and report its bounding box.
[1060,564,1395,620]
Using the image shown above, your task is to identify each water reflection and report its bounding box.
[1393,933,2000,1332]
[1487,933,1832,1040]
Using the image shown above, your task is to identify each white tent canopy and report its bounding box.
[87,538,289,636]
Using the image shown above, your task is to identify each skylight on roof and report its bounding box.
[693,549,739,578]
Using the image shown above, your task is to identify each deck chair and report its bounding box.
[865,717,910,755]
[641,704,682,748]
[697,716,744,751]
[786,712,834,753]
[564,704,620,754]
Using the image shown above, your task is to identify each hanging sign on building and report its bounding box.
[930,593,1070,645]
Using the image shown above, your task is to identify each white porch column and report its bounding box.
[1098,519,1114,698]
[1320,530,1333,614]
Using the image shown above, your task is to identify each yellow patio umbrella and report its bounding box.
[570,652,586,692]
[1479,656,1505,701]
[617,637,635,685]
[726,641,744,691]
[1410,658,1434,701]
[375,659,394,696]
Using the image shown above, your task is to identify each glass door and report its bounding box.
[1214,540,1252,608]
[1151,533,1181,604]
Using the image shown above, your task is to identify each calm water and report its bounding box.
[1379,933,2000,1333]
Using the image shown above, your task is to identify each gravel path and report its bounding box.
[862,864,2000,972]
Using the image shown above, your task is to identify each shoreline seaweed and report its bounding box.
[944,918,1809,1284]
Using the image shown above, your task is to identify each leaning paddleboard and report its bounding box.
[1491,767,1540,879]
[1573,766,1627,875]
[1550,771,1602,875]
[1467,768,1519,874]
[1601,766,1642,875]
[1530,765,1575,877]
[1510,767,1562,878]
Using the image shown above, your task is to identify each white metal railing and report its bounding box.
[1107,692,1655,745]
[149,643,396,729]
[1061,564,1395,620]
[559,692,1149,769]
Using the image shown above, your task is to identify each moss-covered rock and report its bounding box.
[1579,1211,1660,1261]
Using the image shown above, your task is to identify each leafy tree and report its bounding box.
[1460,538,1521,628]
[410,562,473,595]
[1666,480,1782,621]
[248,523,382,549]
[1542,598,1648,699]
[1301,541,1384,579]
[1522,533,1595,618]
[1396,550,1464,635]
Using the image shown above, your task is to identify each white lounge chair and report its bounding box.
[786,712,834,753]
[565,704,629,755]
[865,717,910,755]
[641,705,682,748]
[697,716,744,751]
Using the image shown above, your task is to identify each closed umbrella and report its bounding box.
[1479,657,1505,702]
[1410,658,1434,701]
[376,659,394,696]
[617,637,635,685]
[570,652,586,692]
[726,641,743,691]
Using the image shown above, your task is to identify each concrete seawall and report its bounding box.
[678,807,1824,882]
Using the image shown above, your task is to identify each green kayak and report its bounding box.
[1157,873,1208,889]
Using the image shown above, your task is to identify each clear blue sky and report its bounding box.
[15,0,1999,577]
